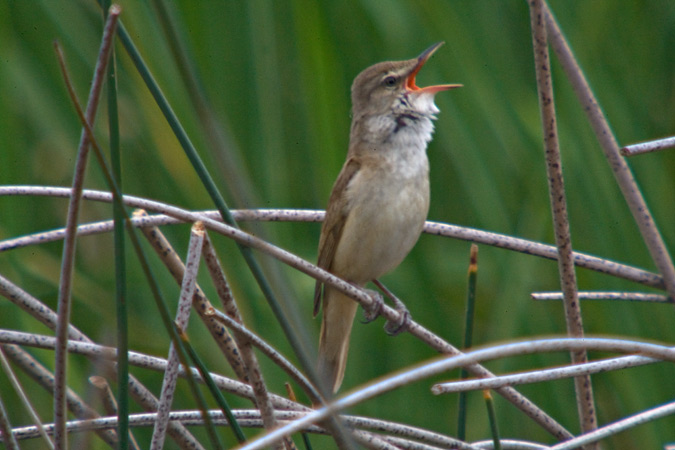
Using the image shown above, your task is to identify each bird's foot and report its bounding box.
[361,280,411,335]
[383,299,410,336]
[361,289,384,324]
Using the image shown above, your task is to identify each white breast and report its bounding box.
[332,115,433,283]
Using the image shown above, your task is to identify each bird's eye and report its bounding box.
[383,76,397,87]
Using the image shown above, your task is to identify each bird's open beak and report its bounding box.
[406,42,462,94]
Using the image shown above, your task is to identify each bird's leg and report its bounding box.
[374,279,411,335]
[363,279,411,335]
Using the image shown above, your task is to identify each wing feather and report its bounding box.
[313,158,361,316]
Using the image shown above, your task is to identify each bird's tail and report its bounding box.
[317,287,359,394]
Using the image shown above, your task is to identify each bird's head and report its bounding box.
[350,42,462,120]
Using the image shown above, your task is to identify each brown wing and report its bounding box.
[313,158,361,316]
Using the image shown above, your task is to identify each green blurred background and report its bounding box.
[0,0,674,448]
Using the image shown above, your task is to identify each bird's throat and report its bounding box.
[357,109,436,150]
[393,113,419,133]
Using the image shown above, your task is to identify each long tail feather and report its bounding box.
[317,287,359,393]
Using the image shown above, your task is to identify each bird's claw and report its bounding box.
[361,289,384,323]
[361,287,410,335]
[383,297,410,336]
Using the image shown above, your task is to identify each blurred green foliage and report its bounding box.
[0,0,674,448]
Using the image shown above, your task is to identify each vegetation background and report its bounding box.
[0,0,673,448]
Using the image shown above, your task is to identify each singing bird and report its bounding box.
[313,42,461,393]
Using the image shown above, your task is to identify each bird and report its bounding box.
[313,42,461,393]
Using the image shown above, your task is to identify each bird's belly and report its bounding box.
[332,170,429,283]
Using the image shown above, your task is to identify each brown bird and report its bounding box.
[314,42,461,393]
